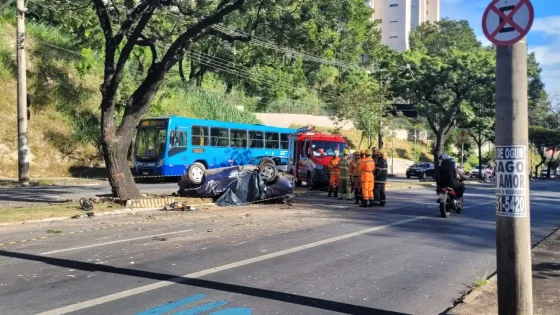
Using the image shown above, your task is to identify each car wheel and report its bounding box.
[187,162,206,185]
[406,174,411,179]
[419,173,425,179]
[258,162,278,184]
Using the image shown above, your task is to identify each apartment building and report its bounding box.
[367,0,440,51]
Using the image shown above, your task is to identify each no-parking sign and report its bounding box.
[482,0,534,46]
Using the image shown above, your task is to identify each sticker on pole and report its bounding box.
[482,0,534,46]
[495,145,528,217]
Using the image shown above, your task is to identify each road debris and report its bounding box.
[46,229,62,234]
[79,198,94,211]
[152,237,168,241]
[164,202,196,211]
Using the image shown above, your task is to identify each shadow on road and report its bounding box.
[0,250,409,315]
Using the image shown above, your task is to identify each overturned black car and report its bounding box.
[178,157,296,206]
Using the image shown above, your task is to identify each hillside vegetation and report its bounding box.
[0,13,257,178]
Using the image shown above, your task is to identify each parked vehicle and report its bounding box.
[469,165,488,179]
[248,156,290,173]
[288,126,348,189]
[437,187,463,218]
[406,163,434,179]
[540,167,559,178]
[133,116,296,183]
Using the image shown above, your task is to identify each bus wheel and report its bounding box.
[187,162,206,185]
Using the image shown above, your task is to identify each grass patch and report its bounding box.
[472,273,490,289]
[0,202,123,223]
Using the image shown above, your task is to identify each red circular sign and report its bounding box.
[482,0,534,46]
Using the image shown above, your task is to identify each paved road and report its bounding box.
[0,177,426,206]
[0,181,559,315]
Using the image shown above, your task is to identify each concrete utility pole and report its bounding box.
[495,40,533,315]
[16,0,30,186]
[483,1,535,313]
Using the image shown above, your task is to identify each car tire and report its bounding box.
[419,173,425,180]
[187,162,206,185]
[258,161,278,184]
[406,175,411,179]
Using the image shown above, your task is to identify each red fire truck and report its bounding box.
[288,126,348,189]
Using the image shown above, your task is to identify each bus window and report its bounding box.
[280,133,289,149]
[265,132,279,149]
[230,129,247,148]
[249,131,264,148]
[191,126,208,146]
[170,130,187,148]
[136,128,167,158]
[211,127,229,147]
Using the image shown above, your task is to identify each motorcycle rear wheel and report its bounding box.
[440,202,451,218]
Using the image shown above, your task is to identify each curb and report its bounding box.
[0,207,166,226]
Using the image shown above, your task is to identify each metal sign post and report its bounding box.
[458,129,469,165]
[483,0,534,314]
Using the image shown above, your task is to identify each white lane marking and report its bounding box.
[36,216,428,315]
[38,200,498,315]
[41,229,194,255]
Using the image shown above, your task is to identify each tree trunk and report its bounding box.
[547,145,555,178]
[225,82,233,94]
[178,58,186,83]
[102,137,140,200]
[478,143,482,180]
[433,131,444,168]
[378,132,383,150]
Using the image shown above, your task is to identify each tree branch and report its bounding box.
[113,0,157,48]
[137,34,158,64]
[207,28,250,43]
[112,1,159,89]
[92,0,114,43]
[158,0,246,72]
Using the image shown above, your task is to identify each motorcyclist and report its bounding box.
[435,154,465,201]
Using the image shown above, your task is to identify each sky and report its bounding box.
[440,0,560,98]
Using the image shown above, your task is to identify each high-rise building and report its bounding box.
[367,0,440,51]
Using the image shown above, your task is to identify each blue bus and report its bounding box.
[133,116,296,183]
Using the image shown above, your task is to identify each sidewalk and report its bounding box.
[447,228,560,315]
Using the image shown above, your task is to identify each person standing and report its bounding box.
[359,151,376,207]
[328,150,341,197]
[373,150,388,206]
[338,149,352,200]
[349,151,363,204]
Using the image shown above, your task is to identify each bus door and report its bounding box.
[298,138,310,179]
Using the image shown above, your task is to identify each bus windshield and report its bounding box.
[136,128,167,159]
[311,141,346,157]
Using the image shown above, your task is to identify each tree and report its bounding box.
[529,126,560,177]
[330,71,385,149]
[390,20,495,166]
[87,0,261,199]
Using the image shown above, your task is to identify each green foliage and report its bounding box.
[330,70,385,148]
[150,84,259,124]
[0,46,12,79]
[391,19,495,164]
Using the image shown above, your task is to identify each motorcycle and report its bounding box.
[437,187,463,218]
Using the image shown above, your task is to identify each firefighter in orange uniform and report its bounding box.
[349,151,362,204]
[328,150,341,197]
[359,151,376,207]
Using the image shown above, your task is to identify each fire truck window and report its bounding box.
[312,141,346,156]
